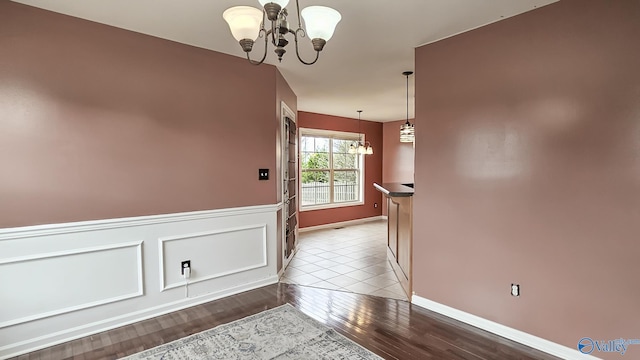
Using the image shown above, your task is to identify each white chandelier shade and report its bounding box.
[301,6,342,41]
[222,6,263,42]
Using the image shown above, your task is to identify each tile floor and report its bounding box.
[280,220,408,300]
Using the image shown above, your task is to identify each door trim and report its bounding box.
[281,101,297,269]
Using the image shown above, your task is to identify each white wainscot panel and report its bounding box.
[0,204,278,359]
[0,242,143,328]
[160,224,267,290]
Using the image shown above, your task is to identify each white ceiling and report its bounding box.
[12,0,557,122]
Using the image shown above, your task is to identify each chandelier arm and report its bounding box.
[246,29,269,66]
[295,0,303,31]
[293,29,320,66]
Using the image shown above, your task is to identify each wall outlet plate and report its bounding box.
[181,260,191,275]
[511,283,520,297]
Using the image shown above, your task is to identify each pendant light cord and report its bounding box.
[402,71,413,126]
[357,110,362,144]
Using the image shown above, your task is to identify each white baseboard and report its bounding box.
[1,276,278,359]
[411,295,601,360]
[299,216,385,233]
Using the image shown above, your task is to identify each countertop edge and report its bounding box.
[374,183,414,197]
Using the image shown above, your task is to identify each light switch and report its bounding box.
[259,169,269,180]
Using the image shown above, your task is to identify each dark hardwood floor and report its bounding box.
[11,283,559,360]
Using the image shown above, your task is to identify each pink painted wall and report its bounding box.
[297,111,383,228]
[0,2,295,228]
[413,0,640,356]
[382,120,415,215]
[382,120,415,184]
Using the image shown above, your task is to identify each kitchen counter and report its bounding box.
[373,183,414,197]
[374,182,413,299]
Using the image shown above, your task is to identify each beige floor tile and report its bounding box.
[325,264,355,274]
[284,267,308,277]
[309,281,345,291]
[314,252,336,260]
[309,268,341,280]
[361,265,393,275]
[294,253,325,263]
[331,255,357,264]
[314,259,340,268]
[344,269,377,281]
[288,258,308,267]
[363,275,399,289]
[383,282,405,294]
[343,282,381,294]
[300,247,326,255]
[281,220,406,301]
[291,263,323,274]
[326,275,361,288]
[288,273,322,286]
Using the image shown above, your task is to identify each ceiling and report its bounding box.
[12,0,557,122]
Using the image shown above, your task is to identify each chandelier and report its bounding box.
[349,110,373,155]
[223,1,341,65]
[400,71,415,143]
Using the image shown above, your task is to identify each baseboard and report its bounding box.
[1,276,279,359]
[299,216,385,233]
[411,295,601,360]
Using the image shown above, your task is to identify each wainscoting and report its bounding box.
[0,204,279,359]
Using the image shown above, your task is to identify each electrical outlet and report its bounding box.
[181,260,191,275]
[258,169,269,180]
[374,202,378,208]
[511,283,520,297]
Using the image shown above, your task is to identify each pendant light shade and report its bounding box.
[223,6,263,42]
[400,122,414,143]
[400,71,415,143]
[301,6,342,41]
[350,110,373,155]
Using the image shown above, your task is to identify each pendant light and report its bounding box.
[400,71,415,143]
[348,110,373,155]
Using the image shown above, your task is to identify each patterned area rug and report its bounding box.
[120,304,383,359]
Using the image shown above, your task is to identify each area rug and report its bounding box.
[120,303,383,359]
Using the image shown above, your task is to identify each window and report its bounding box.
[300,129,363,210]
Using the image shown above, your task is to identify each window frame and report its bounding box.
[299,128,365,212]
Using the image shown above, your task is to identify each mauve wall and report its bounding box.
[382,120,415,184]
[297,111,382,228]
[382,120,415,216]
[414,0,640,354]
[0,2,288,228]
